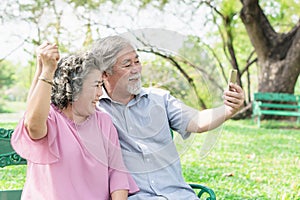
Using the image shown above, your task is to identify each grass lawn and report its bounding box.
[1,119,299,199]
[180,119,300,200]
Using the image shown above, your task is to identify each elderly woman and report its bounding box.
[11,42,138,200]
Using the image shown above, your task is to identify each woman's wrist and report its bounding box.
[40,71,55,80]
[38,76,53,86]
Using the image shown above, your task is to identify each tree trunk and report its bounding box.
[240,0,300,94]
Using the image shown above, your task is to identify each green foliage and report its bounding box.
[0,61,32,103]
[142,57,196,106]
[220,0,241,17]
[141,47,220,109]
[202,1,258,98]
[179,36,224,107]
[15,61,34,93]
[0,60,17,110]
[1,0,300,109]
[0,60,15,90]
[295,78,300,94]
[0,99,9,113]
[260,0,300,31]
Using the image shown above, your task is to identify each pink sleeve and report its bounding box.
[11,106,60,164]
[99,113,139,194]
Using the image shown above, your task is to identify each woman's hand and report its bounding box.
[38,42,60,75]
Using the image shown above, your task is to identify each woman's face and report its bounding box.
[72,69,103,120]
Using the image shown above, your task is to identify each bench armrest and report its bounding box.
[252,100,262,116]
[189,183,216,200]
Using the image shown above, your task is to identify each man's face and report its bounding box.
[105,46,142,96]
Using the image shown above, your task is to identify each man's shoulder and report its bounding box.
[141,87,173,104]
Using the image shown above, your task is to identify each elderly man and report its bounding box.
[91,35,245,200]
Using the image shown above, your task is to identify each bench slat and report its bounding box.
[260,103,300,109]
[0,190,22,200]
[260,110,300,117]
[254,92,300,102]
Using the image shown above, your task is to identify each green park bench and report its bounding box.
[0,127,216,200]
[252,92,300,127]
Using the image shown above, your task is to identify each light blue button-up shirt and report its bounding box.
[98,87,200,200]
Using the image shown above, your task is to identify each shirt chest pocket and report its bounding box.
[125,104,168,139]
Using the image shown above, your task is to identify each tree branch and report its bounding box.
[240,0,277,59]
[287,19,300,63]
[139,47,208,109]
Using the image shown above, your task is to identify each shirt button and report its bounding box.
[146,158,150,162]
[151,180,155,184]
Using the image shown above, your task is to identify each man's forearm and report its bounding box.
[186,105,227,133]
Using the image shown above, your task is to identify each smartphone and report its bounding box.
[228,69,237,90]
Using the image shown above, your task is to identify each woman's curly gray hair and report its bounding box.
[51,51,101,110]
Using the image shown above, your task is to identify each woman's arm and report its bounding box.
[27,41,50,102]
[24,42,60,140]
[111,190,128,200]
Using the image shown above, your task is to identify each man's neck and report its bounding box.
[112,94,135,105]
[106,87,135,105]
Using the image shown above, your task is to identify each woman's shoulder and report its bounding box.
[94,109,113,123]
[49,104,70,123]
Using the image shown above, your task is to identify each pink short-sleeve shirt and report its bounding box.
[11,104,139,200]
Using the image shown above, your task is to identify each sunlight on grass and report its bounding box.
[181,119,300,200]
[0,166,26,190]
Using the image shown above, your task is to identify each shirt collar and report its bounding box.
[99,87,111,100]
[99,87,149,103]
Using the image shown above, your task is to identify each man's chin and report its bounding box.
[128,82,142,95]
[128,86,142,95]
[130,88,141,95]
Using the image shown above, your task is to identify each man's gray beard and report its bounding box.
[127,80,142,95]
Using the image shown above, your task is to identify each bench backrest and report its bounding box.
[0,128,26,200]
[254,92,300,103]
[0,128,27,168]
